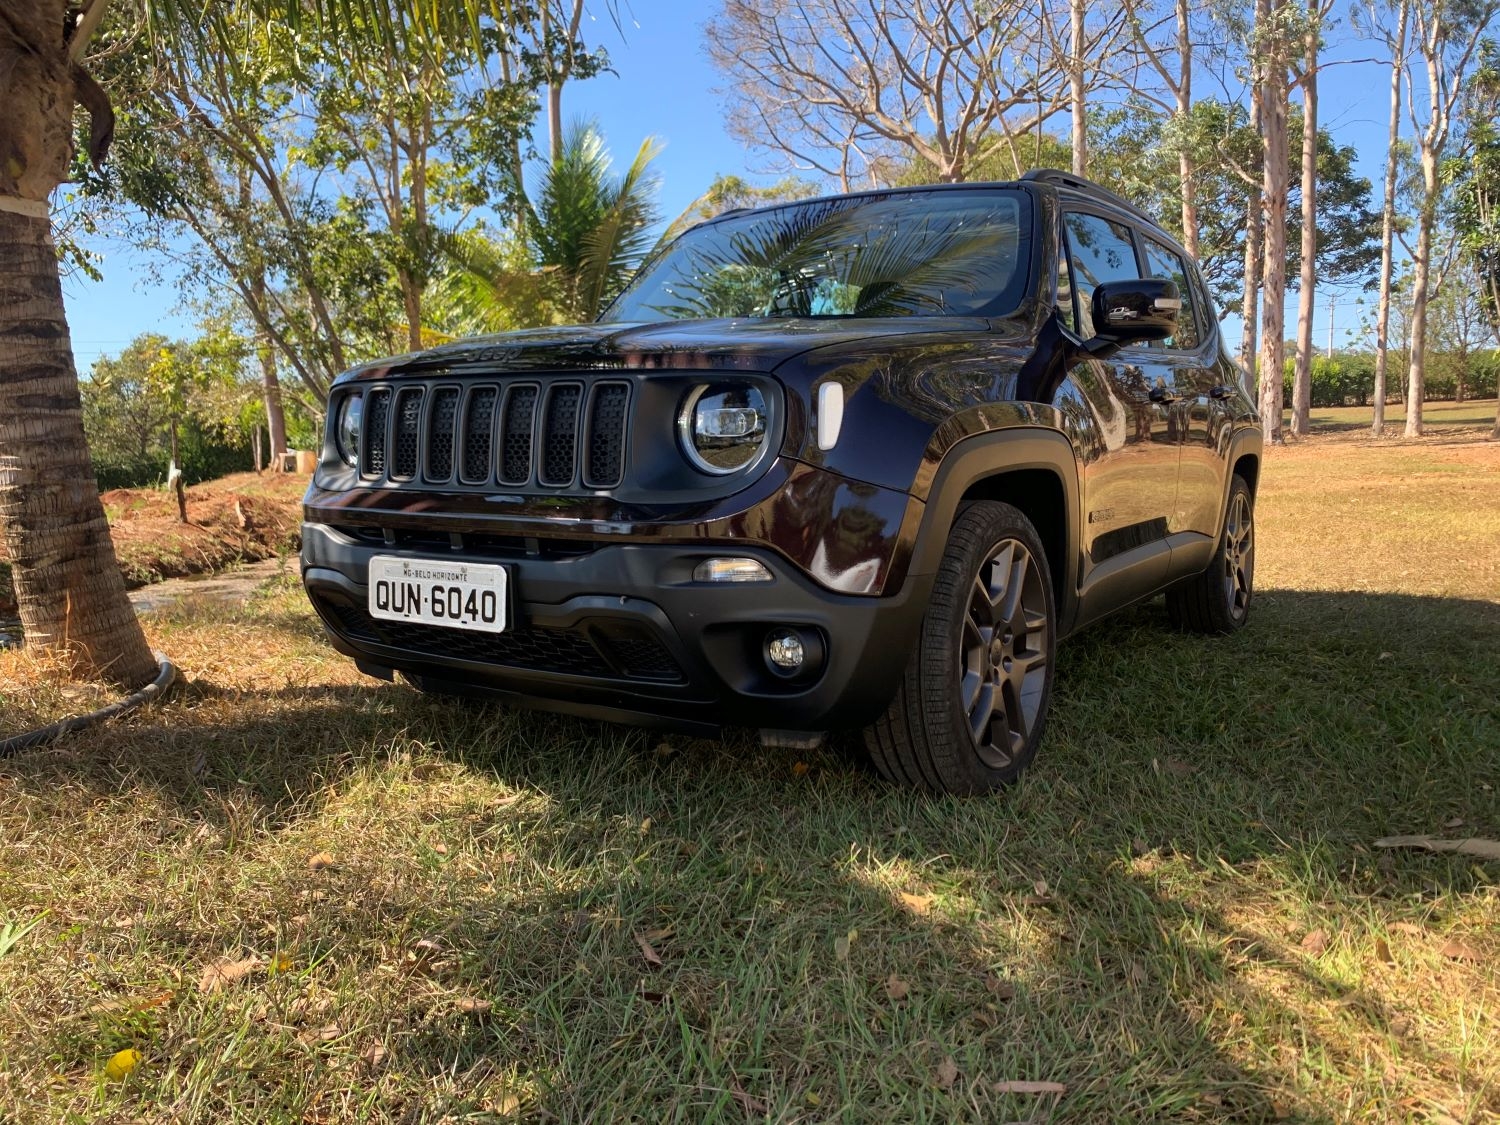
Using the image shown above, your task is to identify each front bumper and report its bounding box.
[301,522,932,734]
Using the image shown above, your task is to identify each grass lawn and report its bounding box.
[1293,397,1499,441]
[1,438,1498,1123]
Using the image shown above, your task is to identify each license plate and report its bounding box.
[367,555,508,634]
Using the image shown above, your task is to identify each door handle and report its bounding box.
[1148,386,1178,404]
[1209,384,1235,400]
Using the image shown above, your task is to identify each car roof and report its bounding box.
[700,170,1161,236]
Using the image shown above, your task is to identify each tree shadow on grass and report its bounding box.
[2,589,1496,1121]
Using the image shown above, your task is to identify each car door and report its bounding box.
[1058,210,1182,620]
[1138,236,1224,550]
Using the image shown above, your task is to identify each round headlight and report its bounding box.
[336,392,363,467]
[678,384,769,475]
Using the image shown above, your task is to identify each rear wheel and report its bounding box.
[864,501,1055,795]
[1166,474,1255,634]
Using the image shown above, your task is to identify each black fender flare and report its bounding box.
[904,427,1082,626]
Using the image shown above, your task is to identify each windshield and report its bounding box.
[602,189,1034,323]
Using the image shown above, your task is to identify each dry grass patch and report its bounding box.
[1,436,1498,1123]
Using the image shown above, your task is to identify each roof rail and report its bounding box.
[1019,168,1153,224]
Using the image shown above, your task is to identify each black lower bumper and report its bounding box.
[301,522,931,734]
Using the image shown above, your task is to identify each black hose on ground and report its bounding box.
[0,653,178,760]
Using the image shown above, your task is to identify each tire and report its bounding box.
[864,501,1056,795]
[1166,474,1255,634]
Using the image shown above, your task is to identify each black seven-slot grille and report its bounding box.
[357,379,630,490]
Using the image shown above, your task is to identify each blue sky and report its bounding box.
[61,1,1397,372]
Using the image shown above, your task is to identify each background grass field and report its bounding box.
[1,435,1497,1123]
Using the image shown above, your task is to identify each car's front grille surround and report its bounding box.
[354,377,631,493]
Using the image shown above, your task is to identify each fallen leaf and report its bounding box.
[90,990,174,1017]
[1390,922,1425,937]
[103,1049,142,1082]
[833,931,854,962]
[308,852,336,872]
[1300,929,1329,955]
[642,925,675,943]
[1033,878,1049,897]
[653,740,676,760]
[1377,651,1393,660]
[805,1091,822,1107]
[303,1023,342,1043]
[270,954,294,975]
[361,1043,388,1067]
[1373,936,1395,964]
[1439,939,1480,962]
[885,973,910,1001]
[1128,960,1148,986]
[1374,835,1500,861]
[1131,838,1150,856]
[634,931,663,967]
[1163,758,1195,776]
[791,761,810,777]
[730,1082,767,1114]
[455,997,492,1014]
[992,1079,1067,1095]
[935,1057,959,1089]
[198,956,264,994]
[900,891,935,914]
[1444,817,1465,829]
[432,842,448,856]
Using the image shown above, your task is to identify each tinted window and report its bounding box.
[603,190,1033,322]
[1141,238,1201,350]
[1062,212,1141,338]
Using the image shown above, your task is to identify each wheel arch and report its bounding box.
[907,428,1081,631]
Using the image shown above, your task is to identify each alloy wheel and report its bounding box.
[960,539,1050,769]
[1222,490,1255,620]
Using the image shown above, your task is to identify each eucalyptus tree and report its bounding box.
[1399,0,1499,437]
[0,0,543,687]
[1364,0,1412,437]
[1449,42,1500,439]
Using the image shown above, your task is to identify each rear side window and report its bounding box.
[1062,213,1141,338]
[1141,238,1201,350]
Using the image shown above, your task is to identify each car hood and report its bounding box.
[342,317,1000,381]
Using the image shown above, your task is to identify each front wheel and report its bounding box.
[1166,474,1255,634]
[864,501,1056,795]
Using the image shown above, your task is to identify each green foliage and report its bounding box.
[1449,42,1500,345]
[81,2,607,399]
[661,174,823,243]
[82,332,284,490]
[1279,350,1499,407]
[433,121,663,330]
[1092,100,1380,312]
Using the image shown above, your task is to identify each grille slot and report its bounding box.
[539,384,582,486]
[351,378,630,490]
[500,385,539,485]
[586,383,630,487]
[426,388,459,480]
[362,389,391,478]
[392,388,423,479]
[461,387,498,483]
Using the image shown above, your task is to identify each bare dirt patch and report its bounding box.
[0,473,305,618]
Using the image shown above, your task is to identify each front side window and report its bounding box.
[1062,212,1142,339]
[602,190,1033,323]
[1141,238,1202,350]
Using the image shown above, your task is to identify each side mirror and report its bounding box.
[1087,278,1181,349]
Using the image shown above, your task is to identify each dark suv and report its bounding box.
[302,170,1262,794]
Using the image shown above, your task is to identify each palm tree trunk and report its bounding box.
[0,209,159,687]
[0,0,157,688]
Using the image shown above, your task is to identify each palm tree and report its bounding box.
[0,1,517,688]
[437,121,662,331]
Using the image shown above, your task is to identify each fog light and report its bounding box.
[694,557,773,583]
[766,629,805,669]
